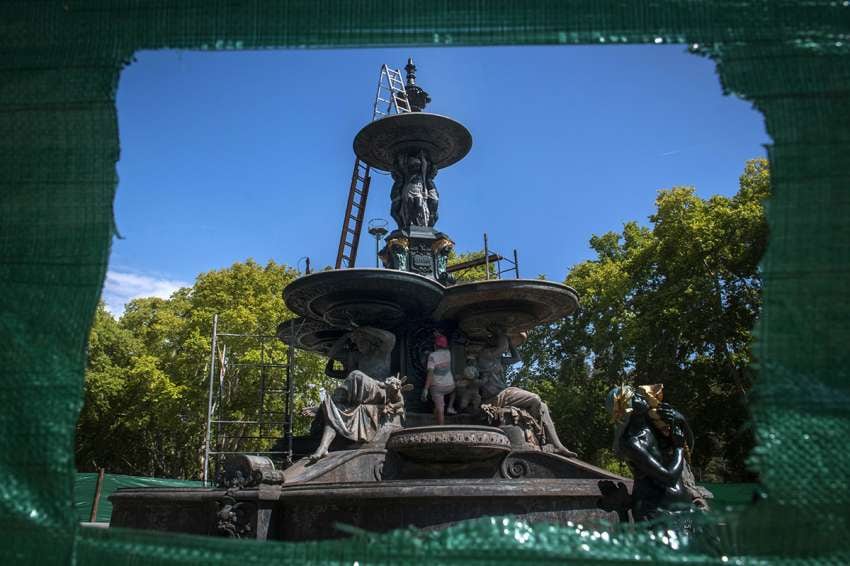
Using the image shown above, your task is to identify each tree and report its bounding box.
[447,249,498,282]
[515,159,769,481]
[77,259,330,478]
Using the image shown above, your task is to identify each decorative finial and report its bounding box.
[405,58,417,86]
[403,57,431,112]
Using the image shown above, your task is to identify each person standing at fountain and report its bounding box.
[478,333,577,458]
[422,332,456,424]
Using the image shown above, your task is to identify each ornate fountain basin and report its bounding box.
[354,112,472,171]
[276,317,349,358]
[434,279,580,341]
[284,269,445,330]
[386,425,511,463]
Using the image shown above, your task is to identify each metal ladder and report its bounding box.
[334,65,411,269]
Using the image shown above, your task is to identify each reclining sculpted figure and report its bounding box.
[477,332,577,458]
[307,327,408,462]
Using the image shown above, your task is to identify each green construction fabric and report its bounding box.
[75,474,203,524]
[1,1,849,564]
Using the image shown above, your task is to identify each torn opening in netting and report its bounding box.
[1,2,849,564]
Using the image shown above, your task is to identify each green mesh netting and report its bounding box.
[1,2,848,564]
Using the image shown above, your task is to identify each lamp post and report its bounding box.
[367,218,389,268]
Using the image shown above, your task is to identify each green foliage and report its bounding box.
[515,159,770,482]
[448,249,498,282]
[77,259,330,478]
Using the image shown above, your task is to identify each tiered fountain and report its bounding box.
[109,60,627,541]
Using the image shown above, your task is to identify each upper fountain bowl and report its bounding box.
[353,113,472,172]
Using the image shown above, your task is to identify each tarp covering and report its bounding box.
[1,1,849,564]
[75,474,202,524]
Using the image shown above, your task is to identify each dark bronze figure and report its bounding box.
[390,149,434,229]
[603,385,694,521]
[426,165,438,227]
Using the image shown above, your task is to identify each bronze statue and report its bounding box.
[324,326,395,381]
[477,333,577,457]
[453,355,482,414]
[425,165,438,227]
[390,149,435,229]
[309,326,404,462]
[306,374,412,462]
[604,385,696,521]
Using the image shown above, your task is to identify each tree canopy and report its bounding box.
[77,259,330,478]
[514,158,769,481]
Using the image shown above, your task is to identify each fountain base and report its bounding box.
[110,424,629,540]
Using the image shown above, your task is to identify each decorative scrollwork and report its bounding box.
[387,428,511,449]
[501,457,531,479]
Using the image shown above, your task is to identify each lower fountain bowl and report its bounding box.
[386,425,511,463]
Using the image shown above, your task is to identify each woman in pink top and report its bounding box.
[421,333,456,424]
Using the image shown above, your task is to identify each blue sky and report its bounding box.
[106,45,769,314]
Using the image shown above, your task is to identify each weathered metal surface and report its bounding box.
[284,269,445,330]
[217,454,285,489]
[435,279,580,341]
[387,425,511,462]
[353,113,472,172]
[283,448,389,485]
[275,479,619,541]
[384,425,511,479]
[275,317,349,357]
[109,486,281,540]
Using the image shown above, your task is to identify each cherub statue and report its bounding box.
[453,355,482,414]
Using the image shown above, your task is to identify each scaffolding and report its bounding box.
[446,233,520,280]
[202,314,296,485]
